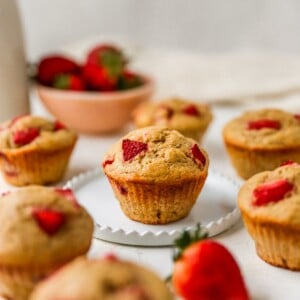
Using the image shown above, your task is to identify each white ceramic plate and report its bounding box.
[65,168,240,246]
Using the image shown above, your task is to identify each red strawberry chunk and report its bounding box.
[253,179,294,206]
[102,158,114,168]
[294,114,300,121]
[191,144,206,166]
[54,120,66,131]
[247,119,281,130]
[182,105,200,117]
[55,188,79,207]
[12,127,40,146]
[103,253,119,261]
[32,208,65,235]
[122,139,148,162]
[280,160,298,167]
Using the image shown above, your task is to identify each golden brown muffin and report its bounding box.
[238,162,300,270]
[0,115,77,186]
[223,108,300,179]
[102,126,209,224]
[0,186,94,299]
[30,255,173,300]
[132,98,212,142]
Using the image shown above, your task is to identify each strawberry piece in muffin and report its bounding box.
[122,139,148,162]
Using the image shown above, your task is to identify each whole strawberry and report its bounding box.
[37,55,80,86]
[172,226,249,300]
[84,44,126,91]
[87,44,126,73]
[53,74,85,91]
[83,63,117,91]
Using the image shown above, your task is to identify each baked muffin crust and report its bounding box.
[103,126,208,183]
[238,165,300,227]
[0,186,93,267]
[30,256,173,300]
[0,115,76,151]
[223,109,300,150]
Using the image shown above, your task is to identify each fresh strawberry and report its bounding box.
[172,225,249,300]
[182,105,200,117]
[53,74,85,91]
[87,44,125,76]
[253,179,293,206]
[53,120,66,131]
[102,158,114,168]
[32,208,65,236]
[55,188,78,207]
[247,119,281,130]
[191,144,206,166]
[37,55,80,86]
[122,139,148,162]
[118,70,143,90]
[12,127,40,146]
[83,63,117,91]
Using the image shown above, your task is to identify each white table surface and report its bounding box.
[0,91,299,300]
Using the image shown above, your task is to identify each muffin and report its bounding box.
[0,186,94,300]
[0,115,77,186]
[132,98,213,141]
[223,108,300,179]
[102,126,209,224]
[30,255,173,300]
[238,162,300,270]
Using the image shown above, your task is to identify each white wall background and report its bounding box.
[17,0,300,61]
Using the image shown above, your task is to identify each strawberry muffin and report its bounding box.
[0,115,77,186]
[102,126,209,224]
[132,98,213,142]
[30,255,173,300]
[0,186,94,300]
[223,108,300,179]
[238,162,300,270]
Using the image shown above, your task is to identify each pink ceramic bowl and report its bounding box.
[37,76,154,134]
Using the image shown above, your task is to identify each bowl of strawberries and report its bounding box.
[36,44,154,134]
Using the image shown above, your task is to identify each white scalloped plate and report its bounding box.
[65,169,240,246]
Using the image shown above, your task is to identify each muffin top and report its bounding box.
[132,98,212,132]
[0,115,77,151]
[102,126,209,182]
[30,255,173,300]
[0,186,93,268]
[238,163,300,228]
[223,109,300,150]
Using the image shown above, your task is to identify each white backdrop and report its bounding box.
[17,0,300,61]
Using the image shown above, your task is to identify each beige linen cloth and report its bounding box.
[61,37,300,111]
[132,50,300,111]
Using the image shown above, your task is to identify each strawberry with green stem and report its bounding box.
[53,74,85,91]
[172,224,249,300]
[37,56,80,86]
[84,44,126,91]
